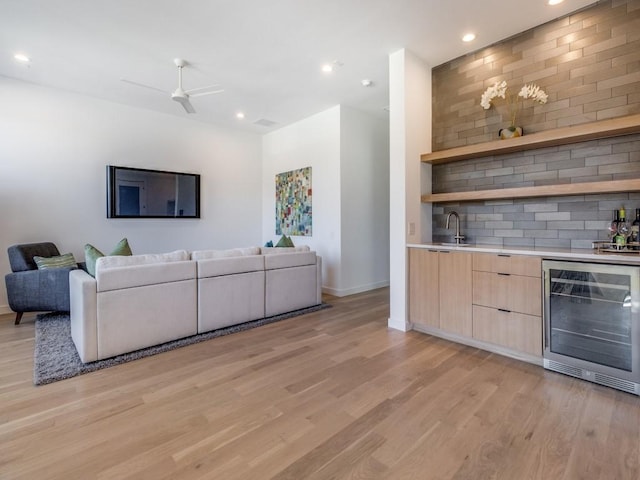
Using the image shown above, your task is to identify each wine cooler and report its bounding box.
[543,260,640,395]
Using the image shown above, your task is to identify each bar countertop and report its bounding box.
[407,242,640,265]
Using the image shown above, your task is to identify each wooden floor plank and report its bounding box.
[1,288,640,479]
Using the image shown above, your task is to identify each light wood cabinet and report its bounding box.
[472,305,542,357]
[439,251,472,337]
[471,253,542,358]
[408,248,439,329]
[408,249,472,336]
[472,271,541,316]
[409,248,543,363]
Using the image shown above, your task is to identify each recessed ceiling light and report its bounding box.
[236,112,245,119]
[321,60,343,74]
[361,79,373,87]
[462,33,476,42]
[547,0,563,5]
[14,53,30,63]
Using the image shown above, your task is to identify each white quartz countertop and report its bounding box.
[407,243,640,265]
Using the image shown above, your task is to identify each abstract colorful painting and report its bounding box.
[275,166,312,236]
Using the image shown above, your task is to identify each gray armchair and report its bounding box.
[5,242,74,324]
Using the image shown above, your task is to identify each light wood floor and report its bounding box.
[1,288,639,479]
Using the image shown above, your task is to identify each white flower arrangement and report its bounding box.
[481,81,548,129]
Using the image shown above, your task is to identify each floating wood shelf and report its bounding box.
[421,114,640,165]
[422,179,640,203]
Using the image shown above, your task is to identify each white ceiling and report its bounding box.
[1,0,598,134]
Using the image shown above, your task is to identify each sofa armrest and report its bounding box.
[316,255,323,304]
[5,267,73,312]
[264,251,317,270]
[69,269,98,363]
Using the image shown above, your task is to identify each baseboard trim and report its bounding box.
[322,280,389,298]
[0,305,12,315]
[387,317,411,332]
[412,324,543,366]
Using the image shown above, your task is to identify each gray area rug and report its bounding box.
[34,304,330,386]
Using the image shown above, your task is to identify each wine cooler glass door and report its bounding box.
[544,261,640,384]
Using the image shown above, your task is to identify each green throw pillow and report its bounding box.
[275,234,295,247]
[84,238,133,277]
[33,253,77,270]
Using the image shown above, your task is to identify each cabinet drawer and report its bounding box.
[473,253,541,277]
[472,305,542,357]
[473,271,541,316]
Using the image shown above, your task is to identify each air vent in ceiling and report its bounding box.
[253,118,278,127]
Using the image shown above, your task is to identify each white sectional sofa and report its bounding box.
[69,246,322,363]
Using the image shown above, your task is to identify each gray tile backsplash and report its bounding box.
[431,134,640,248]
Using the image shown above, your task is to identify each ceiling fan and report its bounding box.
[121,58,224,114]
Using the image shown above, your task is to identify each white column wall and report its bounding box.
[388,49,431,331]
[339,106,390,296]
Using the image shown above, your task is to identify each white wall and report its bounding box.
[0,77,263,313]
[388,49,431,331]
[340,106,390,295]
[261,106,342,289]
[261,105,390,296]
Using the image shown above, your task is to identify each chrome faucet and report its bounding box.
[445,211,465,245]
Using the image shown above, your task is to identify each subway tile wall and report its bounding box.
[433,133,640,193]
[432,0,640,152]
[430,0,640,248]
[433,193,640,249]
[432,133,640,248]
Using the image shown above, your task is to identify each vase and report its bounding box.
[498,126,523,139]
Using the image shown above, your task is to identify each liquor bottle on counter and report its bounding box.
[615,207,630,247]
[632,208,640,247]
[609,209,619,243]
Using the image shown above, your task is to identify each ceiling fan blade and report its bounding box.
[184,83,222,94]
[172,92,196,113]
[182,99,196,114]
[190,89,225,98]
[120,78,168,94]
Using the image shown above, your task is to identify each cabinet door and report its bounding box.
[409,249,440,328]
[439,251,472,336]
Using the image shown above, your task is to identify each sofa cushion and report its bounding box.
[96,250,189,270]
[191,247,260,260]
[95,259,196,292]
[84,238,132,277]
[33,253,77,270]
[261,245,310,255]
[264,251,316,270]
[197,255,264,278]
